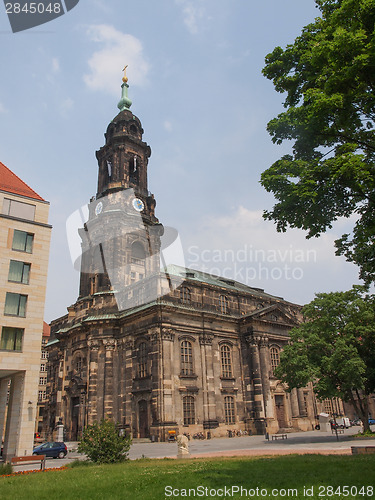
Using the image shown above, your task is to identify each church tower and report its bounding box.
[78,69,164,308]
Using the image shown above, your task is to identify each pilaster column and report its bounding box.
[103,338,116,420]
[297,388,306,416]
[117,339,126,425]
[199,334,214,426]
[247,335,265,419]
[3,372,38,460]
[124,340,134,434]
[290,388,300,418]
[160,328,175,425]
[258,336,273,419]
[87,339,100,425]
[0,378,9,444]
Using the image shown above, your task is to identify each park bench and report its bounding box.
[11,455,46,471]
[271,434,287,441]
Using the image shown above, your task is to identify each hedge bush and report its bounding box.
[78,420,131,464]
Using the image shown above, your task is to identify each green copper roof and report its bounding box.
[46,338,60,347]
[165,264,285,301]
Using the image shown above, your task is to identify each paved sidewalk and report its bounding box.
[6,426,375,472]
[126,427,374,460]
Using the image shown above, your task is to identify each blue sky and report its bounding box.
[0,0,361,322]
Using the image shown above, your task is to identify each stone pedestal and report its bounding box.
[56,420,64,441]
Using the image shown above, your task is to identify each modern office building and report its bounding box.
[0,162,51,460]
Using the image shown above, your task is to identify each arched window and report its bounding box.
[220,344,233,378]
[224,396,235,425]
[180,286,191,304]
[138,342,148,378]
[131,242,146,266]
[183,395,195,425]
[270,346,280,373]
[180,340,193,376]
[220,295,229,314]
[129,155,139,183]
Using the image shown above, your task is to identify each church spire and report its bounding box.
[117,65,132,112]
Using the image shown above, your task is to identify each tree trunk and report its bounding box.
[349,390,370,433]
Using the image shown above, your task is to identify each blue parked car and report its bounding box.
[369,418,375,425]
[33,441,67,459]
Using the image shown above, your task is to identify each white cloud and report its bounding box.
[175,0,205,35]
[164,120,173,132]
[91,0,112,13]
[59,98,74,117]
[191,206,339,264]
[183,206,360,304]
[52,57,60,74]
[84,25,149,96]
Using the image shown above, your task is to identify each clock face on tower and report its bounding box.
[132,198,144,212]
[95,201,103,216]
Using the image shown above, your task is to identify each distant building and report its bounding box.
[45,78,317,441]
[0,162,51,460]
[34,321,50,437]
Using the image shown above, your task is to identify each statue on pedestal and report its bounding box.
[177,434,190,459]
[56,417,64,442]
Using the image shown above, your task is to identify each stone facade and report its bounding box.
[0,163,51,459]
[45,84,317,441]
[46,274,318,441]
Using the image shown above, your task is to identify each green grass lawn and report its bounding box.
[1,454,374,500]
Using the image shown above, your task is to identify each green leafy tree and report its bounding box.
[78,419,132,464]
[261,0,375,283]
[275,287,375,432]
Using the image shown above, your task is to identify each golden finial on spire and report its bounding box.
[122,65,128,83]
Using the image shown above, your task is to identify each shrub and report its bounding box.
[354,429,375,438]
[0,462,13,476]
[78,419,131,464]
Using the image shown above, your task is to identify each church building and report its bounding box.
[45,73,317,441]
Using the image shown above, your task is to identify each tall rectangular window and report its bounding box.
[12,230,34,253]
[183,396,195,425]
[220,345,233,378]
[0,327,23,351]
[38,390,46,401]
[3,198,35,221]
[138,342,148,378]
[180,340,193,376]
[8,260,31,284]
[270,346,281,374]
[4,292,27,317]
[224,396,235,425]
[323,399,333,414]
